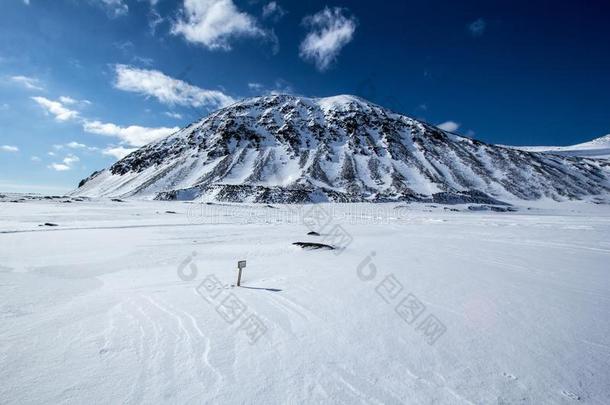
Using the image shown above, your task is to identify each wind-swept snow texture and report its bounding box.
[1,197,610,404]
[74,95,610,203]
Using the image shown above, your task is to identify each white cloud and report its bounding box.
[114,64,235,109]
[31,156,41,162]
[60,96,91,106]
[63,154,80,166]
[248,82,264,92]
[262,2,285,21]
[11,75,44,90]
[48,163,71,171]
[149,9,164,34]
[83,120,179,147]
[164,111,183,119]
[66,141,87,149]
[468,18,486,36]
[171,0,265,50]
[1,145,19,152]
[102,146,138,159]
[48,154,80,171]
[31,96,80,122]
[437,121,460,132]
[31,91,177,149]
[52,141,97,151]
[133,55,155,66]
[95,0,128,17]
[59,96,77,105]
[299,7,357,71]
[247,79,293,95]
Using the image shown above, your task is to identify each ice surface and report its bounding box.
[1,198,609,404]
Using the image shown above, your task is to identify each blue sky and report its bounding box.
[1,0,609,193]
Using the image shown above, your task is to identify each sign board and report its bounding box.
[236,260,247,287]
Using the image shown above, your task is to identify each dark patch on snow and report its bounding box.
[292,242,335,250]
[467,205,517,212]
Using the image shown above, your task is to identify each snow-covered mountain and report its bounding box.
[74,94,610,203]
[509,134,610,160]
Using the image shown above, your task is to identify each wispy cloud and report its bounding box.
[31,96,80,121]
[171,0,265,50]
[30,91,179,149]
[11,75,44,91]
[67,141,87,149]
[47,163,71,172]
[147,7,164,35]
[59,96,77,105]
[468,18,486,36]
[47,154,80,172]
[52,141,97,151]
[164,111,183,119]
[1,145,19,152]
[113,64,235,109]
[262,1,286,21]
[93,0,128,18]
[437,121,460,132]
[59,96,92,106]
[48,163,71,171]
[248,82,264,92]
[247,79,293,95]
[299,7,357,71]
[48,154,80,171]
[62,154,80,166]
[114,41,155,66]
[83,120,179,147]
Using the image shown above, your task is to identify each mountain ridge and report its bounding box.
[74,94,610,203]
[508,134,610,160]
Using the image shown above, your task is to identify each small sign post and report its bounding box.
[237,260,246,287]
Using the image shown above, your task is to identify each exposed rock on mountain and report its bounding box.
[74,95,610,203]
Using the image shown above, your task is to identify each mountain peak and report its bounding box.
[229,93,379,112]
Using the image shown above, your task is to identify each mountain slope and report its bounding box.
[74,94,610,203]
[509,134,610,160]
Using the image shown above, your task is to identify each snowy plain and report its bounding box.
[1,197,609,404]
